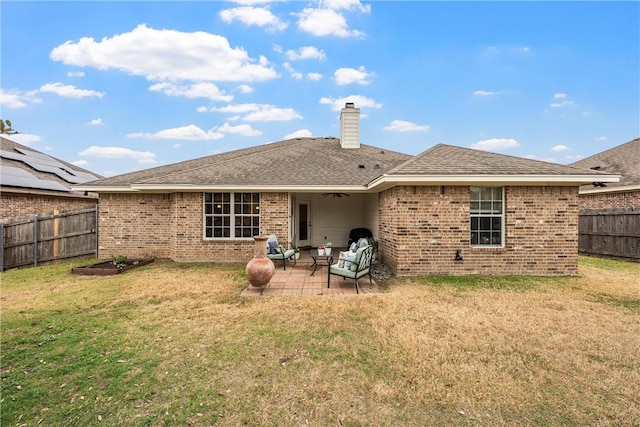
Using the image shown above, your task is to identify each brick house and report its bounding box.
[570,138,640,211]
[75,104,618,276]
[1,137,101,221]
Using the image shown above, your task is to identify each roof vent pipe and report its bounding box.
[340,102,360,149]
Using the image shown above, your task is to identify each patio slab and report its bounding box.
[241,256,379,296]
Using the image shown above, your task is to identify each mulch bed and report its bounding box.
[71,259,154,276]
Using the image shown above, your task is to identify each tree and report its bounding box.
[0,119,19,134]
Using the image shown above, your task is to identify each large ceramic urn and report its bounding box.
[246,236,275,287]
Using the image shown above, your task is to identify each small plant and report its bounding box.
[112,255,128,269]
[324,242,333,248]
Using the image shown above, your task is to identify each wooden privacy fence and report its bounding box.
[1,205,98,271]
[578,208,639,260]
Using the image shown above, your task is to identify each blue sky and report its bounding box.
[2,1,638,177]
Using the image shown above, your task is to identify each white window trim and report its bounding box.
[470,186,505,248]
[203,192,260,240]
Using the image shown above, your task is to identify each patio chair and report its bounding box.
[266,234,296,270]
[328,242,374,294]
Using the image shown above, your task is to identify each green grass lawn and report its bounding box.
[1,256,639,426]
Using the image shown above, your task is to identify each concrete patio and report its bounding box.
[241,250,380,296]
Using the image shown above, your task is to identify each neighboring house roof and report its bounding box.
[1,136,102,197]
[570,138,640,194]
[74,138,619,193]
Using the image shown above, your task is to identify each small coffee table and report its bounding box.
[310,249,333,276]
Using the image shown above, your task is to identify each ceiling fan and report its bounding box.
[321,192,351,198]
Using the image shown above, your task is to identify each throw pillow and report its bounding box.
[268,240,278,254]
[349,242,359,252]
[344,252,356,270]
[338,251,349,268]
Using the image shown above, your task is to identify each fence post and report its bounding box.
[33,214,39,267]
[95,204,99,257]
[0,223,4,272]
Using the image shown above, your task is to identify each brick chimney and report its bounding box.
[340,102,360,149]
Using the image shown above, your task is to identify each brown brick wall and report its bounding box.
[98,192,290,262]
[1,193,95,221]
[578,190,640,211]
[379,185,579,276]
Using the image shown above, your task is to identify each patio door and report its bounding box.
[297,200,311,247]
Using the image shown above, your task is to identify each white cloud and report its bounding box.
[39,82,104,99]
[594,136,608,141]
[78,146,157,163]
[3,134,42,146]
[473,90,496,96]
[551,144,569,152]
[67,71,85,77]
[383,120,430,132]
[565,154,583,161]
[549,100,574,108]
[284,129,313,139]
[209,103,302,122]
[334,66,372,85]
[148,82,233,101]
[471,138,520,151]
[50,24,278,82]
[89,118,103,126]
[285,46,326,61]
[219,6,287,31]
[319,95,381,111]
[217,122,262,136]
[238,84,253,94]
[283,62,303,80]
[296,3,368,38]
[70,159,88,167]
[127,125,224,141]
[324,0,371,13]
[242,107,302,122]
[548,93,575,108]
[0,89,41,109]
[307,72,323,81]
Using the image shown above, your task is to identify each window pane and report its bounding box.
[480,232,491,245]
[470,201,479,213]
[480,201,492,212]
[492,217,501,231]
[205,193,212,203]
[471,217,478,230]
[493,187,503,199]
[493,202,502,214]
[471,232,479,245]
[480,217,491,230]
[470,187,480,201]
[480,187,492,200]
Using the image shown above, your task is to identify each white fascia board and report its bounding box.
[368,174,620,189]
[579,184,640,195]
[72,185,137,192]
[128,184,369,193]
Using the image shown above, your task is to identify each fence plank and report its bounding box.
[1,205,98,271]
[579,209,640,260]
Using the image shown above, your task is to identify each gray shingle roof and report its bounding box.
[387,144,610,176]
[78,139,618,191]
[82,137,411,188]
[570,138,640,189]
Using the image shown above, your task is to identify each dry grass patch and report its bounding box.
[1,257,638,426]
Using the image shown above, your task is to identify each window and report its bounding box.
[470,187,503,246]
[204,193,260,239]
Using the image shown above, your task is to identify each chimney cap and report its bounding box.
[345,102,355,108]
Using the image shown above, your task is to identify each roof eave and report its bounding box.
[368,174,621,189]
[578,184,640,195]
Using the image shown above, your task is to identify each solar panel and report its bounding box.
[1,166,70,192]
[1,148,99,184]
